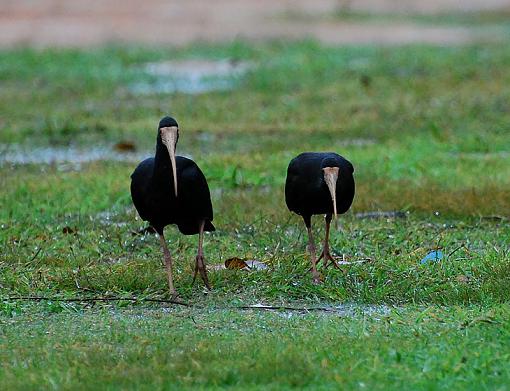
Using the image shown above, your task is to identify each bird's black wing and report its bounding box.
[333,154,355,214]
[285,153,323,215]
[175,157,215,235]
[130,157,155,223]
[329,152,354,174]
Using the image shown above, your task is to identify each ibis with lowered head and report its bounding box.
[285,152,355,283]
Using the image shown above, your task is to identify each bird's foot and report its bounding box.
[193,254,212,291]
[311,271,323,285]
[169,294,189,306]
[317,248,344,269]
[169,289,182,302]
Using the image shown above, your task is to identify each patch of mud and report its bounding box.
[344,0,510,14]
[1,0,506,47]
[131,59,252,94]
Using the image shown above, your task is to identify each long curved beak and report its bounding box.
[160,126,179,197]
[323,167,339,219]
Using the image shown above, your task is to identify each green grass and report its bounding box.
[1,39,510,389]
[1,305,510,390]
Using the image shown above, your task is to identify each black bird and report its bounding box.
[130,116,215,298]
[285,152,355,283]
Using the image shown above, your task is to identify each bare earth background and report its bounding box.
[1,0,509,47]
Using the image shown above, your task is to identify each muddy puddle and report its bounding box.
[0,133,375,168]
[109,303,394,321]
[130,59,252,95]
[243,303,393,318]
[0,144,151,168]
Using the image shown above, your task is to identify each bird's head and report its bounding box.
[158,116,179,197]
[321,157,340,219]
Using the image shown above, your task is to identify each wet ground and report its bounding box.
[0,144,147,166]
[131,59,252,94]
[1,0,509,47]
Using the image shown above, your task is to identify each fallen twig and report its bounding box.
[236,304,338,312]
[448,244,466,257]
[335,258,372,265]
[4,297,391,314]
[6,296,190,307]
[28,247,43,263]
[5,297,332,312]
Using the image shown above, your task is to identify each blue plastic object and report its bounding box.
[420,250,444,264]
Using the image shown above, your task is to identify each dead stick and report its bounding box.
[6,296,190,307]
[28,247,43,263]
[6,297,382,313]
[236,305,337,312]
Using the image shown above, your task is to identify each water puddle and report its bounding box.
[0,133,375,168]
[244,303,393,318]
[108,303,394,322]
[130,59,252,95]
[355,211,408,219]
[0,144,151,169]
[93,208,134,228]
[335,138,376,147]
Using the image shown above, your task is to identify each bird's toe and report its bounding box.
[311,271,323,285]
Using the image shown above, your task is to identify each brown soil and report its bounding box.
[0,0,508,47]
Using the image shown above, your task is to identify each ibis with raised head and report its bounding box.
[130,116,215,298]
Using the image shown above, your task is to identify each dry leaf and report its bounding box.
[207,257,269,272]
[225,257,248,269]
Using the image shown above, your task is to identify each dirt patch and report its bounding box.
[0,0,507,47]
[338,0,509,13]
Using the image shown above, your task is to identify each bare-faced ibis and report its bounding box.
[285,152,355,283]
[130,116,215,298]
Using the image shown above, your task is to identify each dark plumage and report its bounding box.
[130,116,214,298]
[285,152,355,283]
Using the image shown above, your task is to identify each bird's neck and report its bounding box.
[153,143,175,180]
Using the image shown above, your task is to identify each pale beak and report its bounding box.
[160,126,179,197]
[323,167,339,219]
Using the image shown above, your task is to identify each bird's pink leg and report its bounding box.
[305,221,321,284]
[192,221,211,290]
[317,214,342,269]
[158,232,178,299]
